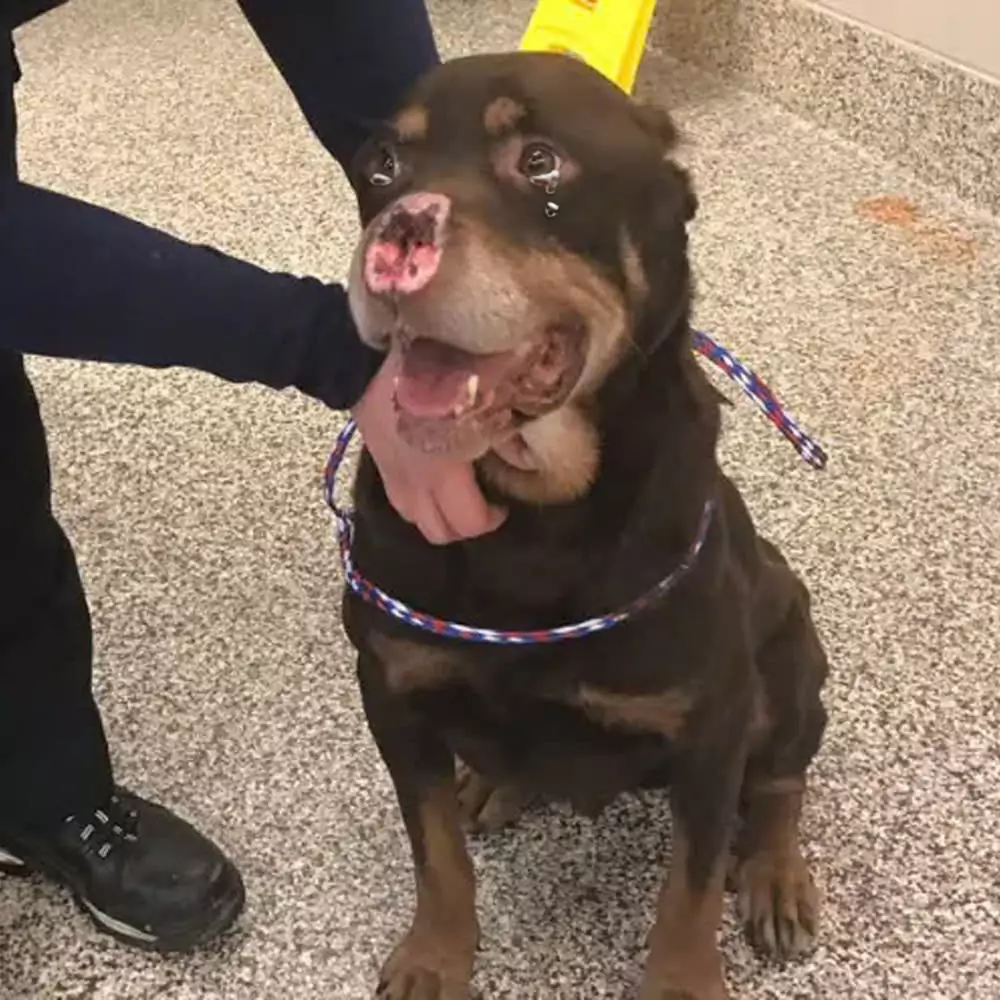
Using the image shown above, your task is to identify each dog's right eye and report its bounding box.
[518,142,561,185]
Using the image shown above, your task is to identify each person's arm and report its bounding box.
[1,0,440,406]
[235,0,439,171]
[0,179,380,408]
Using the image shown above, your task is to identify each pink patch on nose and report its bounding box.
[366,241,442,295]
[364,192,450,296]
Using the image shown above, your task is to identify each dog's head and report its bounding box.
[348,52,697,502]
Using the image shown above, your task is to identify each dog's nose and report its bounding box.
[364,192,451,296]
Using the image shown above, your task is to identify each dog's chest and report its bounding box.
[382,637,688,816]
[445,689,672,815]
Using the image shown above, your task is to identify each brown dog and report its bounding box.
[341,51,829,1000]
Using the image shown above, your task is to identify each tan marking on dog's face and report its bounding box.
[480,405,599,504]
[574,685,693,738]
[619,225,649,305]
[371,632,464,695]
[352,207,625,362]
[393,104,429,142]
[350,203,629,478]
[513,243,630,402]
[482,96,527,135]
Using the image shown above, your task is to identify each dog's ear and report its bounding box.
[632,102,697,224]
[631,101,680,151]
[665,162,699,224]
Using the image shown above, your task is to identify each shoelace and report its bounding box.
[70,793,140,860]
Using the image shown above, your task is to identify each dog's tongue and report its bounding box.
[394,337,516,419]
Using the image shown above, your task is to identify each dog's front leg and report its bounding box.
[640,727,748,1000]
[358,652,478,1000]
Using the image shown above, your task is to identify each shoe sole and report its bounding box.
[0,848,246,954]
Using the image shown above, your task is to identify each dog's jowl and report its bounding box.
[342,52,830,1000]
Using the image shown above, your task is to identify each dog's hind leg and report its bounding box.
[356,651,479,1000]
[734,556,829,961]
[455,760,535,833]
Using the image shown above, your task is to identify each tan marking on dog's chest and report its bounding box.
[371,632,466,694]
[375,632,691,742]
[573,685,693,738]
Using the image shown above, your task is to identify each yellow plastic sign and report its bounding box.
[519,0,657,95]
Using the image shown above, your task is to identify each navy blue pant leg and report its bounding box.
[0,35,114,830]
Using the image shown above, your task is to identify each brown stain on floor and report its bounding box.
[856,194,978,266]
[844,194,979,407]
[858,194,921,227]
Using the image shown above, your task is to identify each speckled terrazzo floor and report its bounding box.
[3,1,999,998]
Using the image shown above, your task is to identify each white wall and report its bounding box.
[810,0,1000,81]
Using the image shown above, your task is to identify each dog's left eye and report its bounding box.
[518,142,561,184]
[368,146,400,187]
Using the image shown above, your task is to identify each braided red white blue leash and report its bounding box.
[324,330,828,646]
[689,330,827,471]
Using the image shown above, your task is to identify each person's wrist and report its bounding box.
[295,280,386,411]
[345,342,386,409]
[326,285,384,409]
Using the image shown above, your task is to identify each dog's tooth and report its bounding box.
[449,376,481,418]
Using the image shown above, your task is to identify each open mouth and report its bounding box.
[389,327,585,458]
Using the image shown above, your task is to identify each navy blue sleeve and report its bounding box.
[0,180,381,408]
[0,0,440,408]
[237,0,440,171]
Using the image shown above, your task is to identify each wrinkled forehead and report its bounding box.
[398,52,658,165]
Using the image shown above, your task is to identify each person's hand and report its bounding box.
[352,353,507,545]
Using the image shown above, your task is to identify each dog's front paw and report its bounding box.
[456,761,533,833]
[639,954,729,1000]
[377,931,474,1000]
[640,994,722,1000]
[735,849,818,960]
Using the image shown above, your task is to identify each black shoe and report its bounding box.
[0,788,245,953]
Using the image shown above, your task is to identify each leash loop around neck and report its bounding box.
[324,330,827,646]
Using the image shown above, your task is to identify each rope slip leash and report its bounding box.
[323,330,828,646]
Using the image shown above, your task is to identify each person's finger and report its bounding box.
[483,503,508,534]
[430,466,508,541]
[438,493,508,540]
[413,498,455,545]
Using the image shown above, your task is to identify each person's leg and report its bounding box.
[2,34,14,174]
[0,350,116,826]
[0,19,113,833]
[0,34,244,952]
